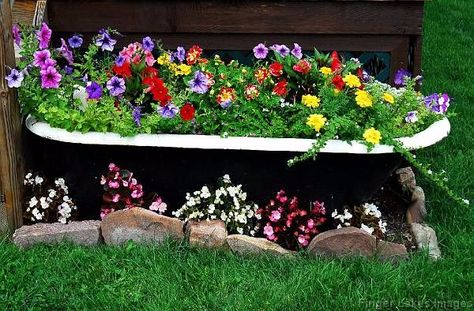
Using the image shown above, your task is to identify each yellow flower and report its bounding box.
[302,94,321,108]
[157,53,171,65]
[319,67,332,75]
[363,128,382,144]
[383,92,395,104]
[343,73,361,88]
[355,90,373,108]
[306,114,327,132]
[174,64,192,76]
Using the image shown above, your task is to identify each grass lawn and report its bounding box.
[1,0,473,309]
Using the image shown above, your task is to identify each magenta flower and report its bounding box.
[40,66,62,89]
[12,24,21,46]
[36,23,52,49]
[149,197,167,213]
[108,163,119,172]
[263,224,274,238]
[112,194,120,203]
[106,76,125,96]
[33,49,51,68]
[5,68,24,88]
[291,43,303,59]
[253,43,268,59]
[86,81,103,100]
[108,180,120,189]
[298,235,309,247]
[270,44,290,57]
[269,210,281,222]
[58,38,74,65]
[276,190,288,203]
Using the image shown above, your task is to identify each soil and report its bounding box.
[371,175,417,252]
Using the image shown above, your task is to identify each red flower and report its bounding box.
[293,59,312,74]
[269,62,283,77]
[180,103,195,121]
[272,80,288,96]
[330,51,342,72]
[254,68,270,84]
[143,66,158,78]
[186,45,203,65]
[332,75,345,90]
[244,84,259,100]
[143,76,171,106]
[112,61,132,78]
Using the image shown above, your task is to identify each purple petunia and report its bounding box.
[95,30,117,52]
[5,68,24,88]
[115,55,126,66]
[86,81,103,99]
[12,24,21,47]
[142,36,154,52]
[174,46,186,62]
[64,65,73,75]
[291,43,303,59]
[253,43,268,59]
[58,38,74,65]
[188,71,209,94]
[36,23,52,49]
[394,68,412,86]
[33,49,51,68]
[424,93,450,114]
[159,103,179,118]
[270,44,290,57]
[40,66,62,89]
[68,35,83,48]
[106,76,125,96]
[132,106,142,126]
[405,111,418,123]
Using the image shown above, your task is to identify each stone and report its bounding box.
[186,220,227,248]
[101,208,184,245]
[411,223,441,260]
[307,227,376,257]
[395,167,417,193]
[376,240,408,262]
[226,234,293,256]
[406,186,427,224]
[12,220,101,248]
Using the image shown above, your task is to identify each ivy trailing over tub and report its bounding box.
[7,23,468,206]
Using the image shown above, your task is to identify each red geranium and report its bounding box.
[180,103,195,121]
[269,62,283,77]
[330,51,342,72]
[143,76,172,106]
[293,59,312,74]
[332,75,345,90]
[143,66,158,78]
[112,61,132,78]
[186,45,203,65]
[272,80,288,96]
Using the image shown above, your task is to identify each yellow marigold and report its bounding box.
[343,73,361,88]
[302,94,321,108]
[319,67,332,75]
[355,90,373,108]
[306,114,327,132]
[383,92,395,104]
[157,53,171,65]
[363,127,382,144]
[174,64,192,76]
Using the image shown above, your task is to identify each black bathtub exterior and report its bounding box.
[24,128,404,220]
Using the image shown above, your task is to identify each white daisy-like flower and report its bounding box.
[25,173,32,179]
[360,223,374,235]
[29,196,38,208]
[39,197,49,209]
[237,227,244,234]
[34,176,44,185]
[48,189,57,198]
[32,208,43,220]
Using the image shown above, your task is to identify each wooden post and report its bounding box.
[0,0,24,233]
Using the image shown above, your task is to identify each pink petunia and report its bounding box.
[263,224,274,237]
[36,23,52,49]
[269,210,281,222]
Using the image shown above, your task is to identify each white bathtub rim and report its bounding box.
[25,115,451,154]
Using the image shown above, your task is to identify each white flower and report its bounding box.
[228,186,237,197]
[193,190,201,196]
[48,189,57,198]
[149,201,167,213]
[63,196,70,202]
[222,174,231,183]
[360,223,374,235]
[173,210,182,218]
[427,169,433,175]
[247,210,254,218]
[462,199,470,205]
[331,210,338,218]
[29,197,38,208]
[25,173,32,179]
[215,189,222,198]
[236,227,244,234]
[58,217,67,224]
[239,192,247,201]
[34,176,44,185]
[210,215,217,220]
[378,220,387,233]
[250,230,256,236]
[337,224,342,229]
[39,197,49,209]
[343,209,353,220]
[208,204,215,214]
[32,208,43,220]
[220,212,227,221]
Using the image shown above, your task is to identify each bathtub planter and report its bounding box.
[25,116,450,219]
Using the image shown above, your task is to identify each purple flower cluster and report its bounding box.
[58,38,74,65]
[132,106,142,126]
[424,93,450,114]
[12,24,21,47]
[255,43,302,59]
[171,46,186,63]
[270,44,290,57]
[32,49,62,89]
[394,68,412,86]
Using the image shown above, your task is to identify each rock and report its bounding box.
[101,208,184,245]
[406,186,427,224]
[307,227,376,257]
[226,234,293,256]
[12,220,101,248]
[376,240,408,262]
[410,223,441,260]
[186,220,227,248]
[395,167,416,193]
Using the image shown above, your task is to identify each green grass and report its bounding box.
[1,0,474,309]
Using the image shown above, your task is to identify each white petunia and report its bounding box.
[34,176,44,185]
[29,197,39,208]
[360,223,374,235]
[236,227,243,234]
[39,197,49,209]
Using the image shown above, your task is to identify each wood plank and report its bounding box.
[12,0,37,25]
[47,0,424,35]
[0,0,24,232]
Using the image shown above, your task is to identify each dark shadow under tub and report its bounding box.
[24,128,403,220]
